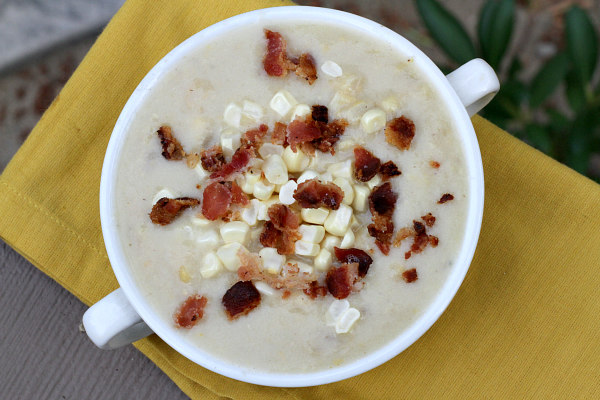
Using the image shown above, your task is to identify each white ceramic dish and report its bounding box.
[83,6,497,387]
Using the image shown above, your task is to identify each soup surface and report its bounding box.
[115,20,469,373]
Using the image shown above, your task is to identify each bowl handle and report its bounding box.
[82,288,153,349]
[446,58,500,117]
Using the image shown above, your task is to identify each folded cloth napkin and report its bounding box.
[1,0,599,398]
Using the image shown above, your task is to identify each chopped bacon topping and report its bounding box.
[222,281,261,320]
[287,119,321,151]
[438,193,454,204]
[268,204,300,231]
[402,268,418,283]
[303,281,328,299]
[379,161,401,180]
[311,119,347,154]
[334,247,373,278]
[354,146,381,182]
[174,295,207,328]
[237,253,316,291]
[385,116,415,151]
[430,160,441,169]
[202,181,232,220]
[209,145,254,180]
[243,124,268,146]
[271,122,288,146]
[294,53,318,84]
[294,179,344,210]
[367,182,398,255]
[311,105,328,123]
[150,197,200,225]
[230,181,249,206]
[404,220,438,259]
[326,263,360,299]
[157,125,185,160]
[263,30,293,77]
[259,205,301,255]
[421,213,436,227]
[200,145,225,172]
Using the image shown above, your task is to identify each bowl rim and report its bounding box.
[99,5,484,387]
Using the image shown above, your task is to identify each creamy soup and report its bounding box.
[115,20,468,373]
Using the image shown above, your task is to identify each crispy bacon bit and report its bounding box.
[260,205,301,255]
[334,247,373,278]
[209,145,254,180]
[429,236,439,247]
[354,146,381,182]
[287,119,321,151]
[430,160,441,169]
[174,295,207,328]
[200,146,225,172]
[326,263,360,299]
[312,119,347,154]
[369,182,397,217]
[150,197,200,225]
[222,281,261,320]
[294,179,344,210]
[263,30,293,77]
[271,122,288,146]
[405,220,437,259]
[385,116,415,151]
[186,152,200,169]
[243,124,269,146]
[202,182,232,220]
[268,204,300,231]
[294,53,318,84]
[402,268,418,283]
[238,254,316,292]
[311,105,328,123]
[303,281,328,299]
[230,181,249,206]
[393,227,413,247]
[282,290,292,299]
[379,161,401,180]
[421,213,436,227]
[367,182,398,255]
[438,193,454,204]
[157,126,185,160]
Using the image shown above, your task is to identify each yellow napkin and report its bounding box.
[1,0,599,398]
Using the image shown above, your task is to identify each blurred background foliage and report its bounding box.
[415,0,600,181]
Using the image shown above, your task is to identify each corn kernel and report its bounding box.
[200,252,223,278]
[152,188,175,204]
[327,160,353,179]
[216,242,246,271]
[259,247,286,274]
[196,229,220,249]
[220,221,250,244]
[241,199,261,226]
[220,128,241,158]
[258,143,284,158]
[255,281,275,296]
[366,174,382,190]
[326,299,349,326]
[314,248,333,272]
[333,177,354,205]
[301,207,329,225]
[352,185,370,212]
[298,224,325,243]
[340,230,355,249]
[295,240,320,257]
[290,104,311,122]
[253,180,275,200]
[321,60,343,77]
[263,154,288,185]
[223,102,242,128]
[324,204,353,236]
[270,90,297,117]
[178,265,192,283]
[279,180,298,205]
[360,108,387,134]
[322,234,341,251]
[282,146,310,172]
[242,100,264,122]
[335,307,360,333]
[240,171,261,194]
[297,170,319,184]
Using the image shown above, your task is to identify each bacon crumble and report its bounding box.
[326,263,360,299]
[294,53,318,84]
[379,161,401,180]
[202,181,232,221]
[230,181,249,206]
[157,125,185,160]
[174,295,207,328]
[200,145,225,172]
[271,122,288,146]
[294,179,344,210]
[222,281,261,320]
[385,116,415,151]
[311,105,328,123]
[263,30,318,84]
[243,124,269,146]
[209,144,254,180]
[354,146,381,182]
[259,204,301,255]
[430,160,441,169]
[303,281,328,299]
[402,268,418,283]
[404,220,439,259]
[421,213,436,227]
[150,197,200,225]
[334,247,373,278]
[438,193,454,204]
[367,182,398,255]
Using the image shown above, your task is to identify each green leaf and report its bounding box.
[415,0,477,64]
[565,111,594,174]
[566,67,587,112]
[525,123,553,155]
[529,52,569,108]
[507,57,522,80]
[565,6,599,85]
[477,0,515,70]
